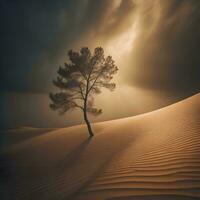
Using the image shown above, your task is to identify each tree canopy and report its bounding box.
[49,47,118,137]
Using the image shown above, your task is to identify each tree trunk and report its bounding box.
[83,109,94,137]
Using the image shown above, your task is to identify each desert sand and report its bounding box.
[1,93,200,200]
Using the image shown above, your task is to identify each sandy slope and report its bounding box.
[1,93,200,200]
[0,127,56,150]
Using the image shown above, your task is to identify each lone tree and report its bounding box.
[49,47,118,137]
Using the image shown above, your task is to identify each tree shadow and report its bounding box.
[58,138,92,170]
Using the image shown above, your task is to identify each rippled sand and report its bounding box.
[1,93,200,200]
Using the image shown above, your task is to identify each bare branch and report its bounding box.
[73,102,84,110]
[88,67,106,93]
[79,85,85,100]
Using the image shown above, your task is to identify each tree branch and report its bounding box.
[79,85,85,100]
[73,102,84,110]
[74,65,87,81]
[88,67,105,93]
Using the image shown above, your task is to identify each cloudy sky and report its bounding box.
[1,0,200,129]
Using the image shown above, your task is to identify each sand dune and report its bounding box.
[1,93,200,200]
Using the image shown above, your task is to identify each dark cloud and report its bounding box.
[0,0,70,92]
[0,0,136,93]
[126,0,200,96]
[1,0,200,95]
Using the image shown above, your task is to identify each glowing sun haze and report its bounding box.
[0,0,200,129]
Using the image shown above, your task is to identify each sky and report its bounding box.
[1,0,200,129]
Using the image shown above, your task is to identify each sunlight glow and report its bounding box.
[105,22,138,63]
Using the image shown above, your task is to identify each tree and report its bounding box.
[49,47,118,137]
